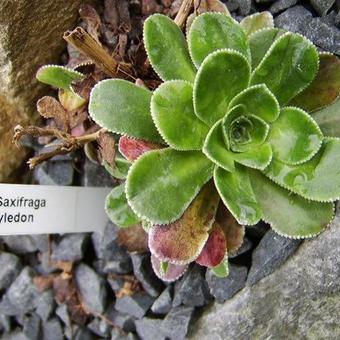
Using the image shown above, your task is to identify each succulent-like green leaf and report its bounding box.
[148,182,220,264]
[89,79,163,143]
[312,99,340,138]
[290,53,340,112]
[151,81,209,150]
[232,143,272,170]
[151,255,188,282]
[228,84,279,123]
[36,65,84,91]
[249,170,334,238]
[268,107,323,165]
[240,11,274,36]
[105,184,141,228]
[251,32,319,105]
[188,12,250,67]
[59,89,86,111]
[194,49,251,126]
[195,222,226,268]
[249,28,286,69]
[214,165,262,225]
[126,148,214,224]
[211,256,229,278]
[203,120,235,172]
[264,138,340,202]
[118,136,162,161]
[144,14,196,82]
[223,105,270,152]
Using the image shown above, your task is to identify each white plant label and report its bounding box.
[0,184,111,235]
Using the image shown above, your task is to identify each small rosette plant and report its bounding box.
[85,12,339,280]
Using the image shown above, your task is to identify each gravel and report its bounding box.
[74,263,108,314]
[274,5,313,32]
[247,230,301,286]
[51,233,89,262]
[151,286,173,315]
[115,294,155,319]
[35,161,74,186]
[173,266,212,307]
[0,252,22,290]
[206,264,248,303]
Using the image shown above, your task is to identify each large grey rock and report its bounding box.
[35,161,74,186]
[0,0,86,181]
[115,294,155,319]
[189,209,340,339]
[269,0,298,14]
[2,235,49,254]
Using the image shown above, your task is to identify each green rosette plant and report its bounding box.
[37,11,340,281]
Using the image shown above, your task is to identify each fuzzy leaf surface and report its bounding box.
[240,11,274,36]
[144,14,196,82]
[251,32,319,105]
[312,99,340,137]
[228,84,279,123]
[290,53,340,112]
[214,165,262,225]
[249,170,334,238]
[188,12,250,67]
[126,149,214,224]
[36,65,84,90]
[105,184,141,228]
[268,107,323,165]
[151,255,188,282]
[203,120,235,172]
[195,222,227,268]
[151,81,209,150]
[89,79,162,143]
[264,138,340,202]
[223,105,270,152]
[194,49,250,126]
[148,182,220,264]
[249,28,286,69]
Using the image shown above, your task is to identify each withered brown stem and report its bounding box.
[174,0,194,28]
[13,125,106,169]
[63,27,132,78]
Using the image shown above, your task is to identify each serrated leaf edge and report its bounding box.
[150,255,189,282]
[150,79,203,151]
[251,31,320,105]
[193,48,251,125]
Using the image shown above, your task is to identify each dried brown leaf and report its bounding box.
[79,4,102,43]
[37,96,69,131]
[97,131,116,167]
[71,75,97,101]
[33,275,55,292]
[216,203,245,256]
[142,0,163,16]
[117,225,149,253]
[195,0,230,14]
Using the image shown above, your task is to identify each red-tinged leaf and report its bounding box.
[290,53,340,112]
[118,135,163,161]
[151,255,188,282]
[216,203,245,256]
[148,182,220,265]
[195,222,226,268]
[117,224,149,253]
